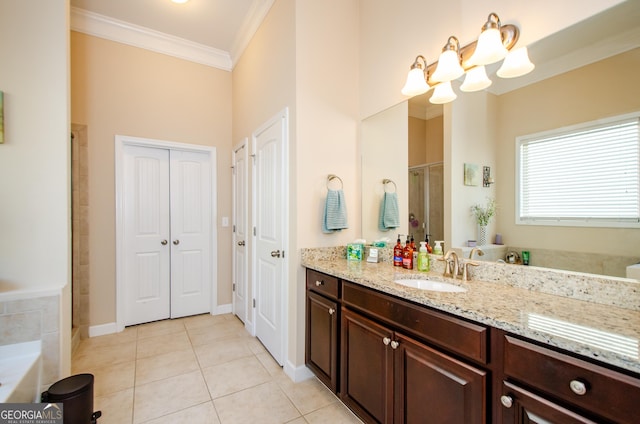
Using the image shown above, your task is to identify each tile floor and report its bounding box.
[72,313,363,424]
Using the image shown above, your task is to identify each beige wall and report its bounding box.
[408,117,426,167]
[359,0,626,120]
[495,48,640,256]
[71,32,233,326]
[0,0,71,377]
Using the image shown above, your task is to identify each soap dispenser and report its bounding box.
[402,236,413,269]
[417,242,430,272]
[424,233,433,253]
[433,240,444,255]
[393,235,403,267]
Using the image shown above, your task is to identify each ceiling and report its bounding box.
[70,0,273,66]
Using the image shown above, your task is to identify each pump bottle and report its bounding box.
[402,236,413,269]
[417,241,430,272]
[393,235,403,267]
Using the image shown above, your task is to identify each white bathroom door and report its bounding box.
[122,145,171,325]
[121,143,212,326]
[233,142,249,324]
[169,150,212,318]
[253,110,288,365]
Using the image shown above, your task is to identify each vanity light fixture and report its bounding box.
[401,12,534,103]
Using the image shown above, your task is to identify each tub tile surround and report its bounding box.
[301,247,640,374]
[0,293,61,390]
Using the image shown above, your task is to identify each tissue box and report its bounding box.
[347,243,364,261]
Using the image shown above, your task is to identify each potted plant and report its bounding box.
[471,198,496,245]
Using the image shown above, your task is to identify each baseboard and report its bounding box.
[284,360,314,383]
[89,322,118,338]
[214,303,232,315]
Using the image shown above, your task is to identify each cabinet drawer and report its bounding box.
[343,281,488,364]
[504,335,640,424]
[306,269,339,300]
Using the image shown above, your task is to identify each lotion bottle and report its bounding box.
[393,235,403,267]
[402,236,413,269]
[417,242,430,272]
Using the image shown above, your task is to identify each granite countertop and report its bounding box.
[301,249,640,375]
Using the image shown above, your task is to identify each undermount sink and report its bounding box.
[394,278,467,293]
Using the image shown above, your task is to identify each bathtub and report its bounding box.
[0,340,42,402]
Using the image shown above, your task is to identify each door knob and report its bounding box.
[237,241,245,246]
[270,250,281,258]
[173,240,180,245]
[161,240,168,245]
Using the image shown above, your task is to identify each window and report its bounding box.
[516,113,640,228]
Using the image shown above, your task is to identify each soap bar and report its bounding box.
[347,244,364,261]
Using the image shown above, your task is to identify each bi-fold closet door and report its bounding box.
[122,144,212,327]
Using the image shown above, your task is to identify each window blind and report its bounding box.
[517,116,640,227]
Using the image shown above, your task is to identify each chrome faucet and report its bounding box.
[443,250,459,279]
[469,247,484,260]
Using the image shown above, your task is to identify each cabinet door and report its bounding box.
[501,381,598,424]
[394,333,487,424]
[306,291,339,392]
[341,309,394,424]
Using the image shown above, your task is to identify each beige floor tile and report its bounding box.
[74,327,138,351]
[202,356,271,399]
[303,402,363,424]
[187,320,249,346]
[194,337,254,368]
[245,336,269,355]
[71,360,135,397]
[94,388,134,424]
[133,370,211,423]
[286,418,309,424]
[135,347,199,386]
[279,377,338,416]
[255,351,282,375]
[72,340,136,370]
[142,401,221,424]
[136,318,186,340]
[136,329,191,359]
[213,381,300,424]
[182,313,232,330]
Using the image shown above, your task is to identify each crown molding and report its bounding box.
[70,7,232,71]
[229,0,276,67]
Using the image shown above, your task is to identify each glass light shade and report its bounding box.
[172,0,189,3]
[468,28,508,66]
[401,67,430,96]
[430,81,457,104]
[430,50,464,83]
[460,66,492,92]
[497,47,535,78]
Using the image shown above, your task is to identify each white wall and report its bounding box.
[0,0,71,376]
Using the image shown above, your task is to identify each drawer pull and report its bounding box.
[328,307,335,315]
[383,337,391,346]
[500,395,513,408]
[390,340,399,349]
[315,280,324,286]
[569,379,587,396]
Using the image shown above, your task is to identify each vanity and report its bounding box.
[303,248,640,424]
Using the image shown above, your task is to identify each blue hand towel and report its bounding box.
[323,189,348,233]
[378,192,400,231]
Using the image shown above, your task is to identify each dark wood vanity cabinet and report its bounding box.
[499,335,640,424]
[340,282,487,424]
[305,269,340,392]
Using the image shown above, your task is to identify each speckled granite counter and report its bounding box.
[302,247,640,375]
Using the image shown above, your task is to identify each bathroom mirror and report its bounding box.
[361,1,640,279]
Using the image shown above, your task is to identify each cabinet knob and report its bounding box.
[173,240,180,245]
[328,308,335,315]
[500,395,513,409]
[382,337,391,346]
[390,340,399,349]
[315,280,324,287]
[161,240,168,245]
[569,379,587,396]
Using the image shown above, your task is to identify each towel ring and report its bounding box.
[383,178,397,193]
[327,174,343,189]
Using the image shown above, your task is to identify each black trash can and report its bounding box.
[41,373,102,424]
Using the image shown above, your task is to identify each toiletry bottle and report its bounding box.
[393,235,403,267]
[402,236,413,269]
[410,235,417,263]
[433,240,443,255]
[425,234,433,253]
[417,242,430,272]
